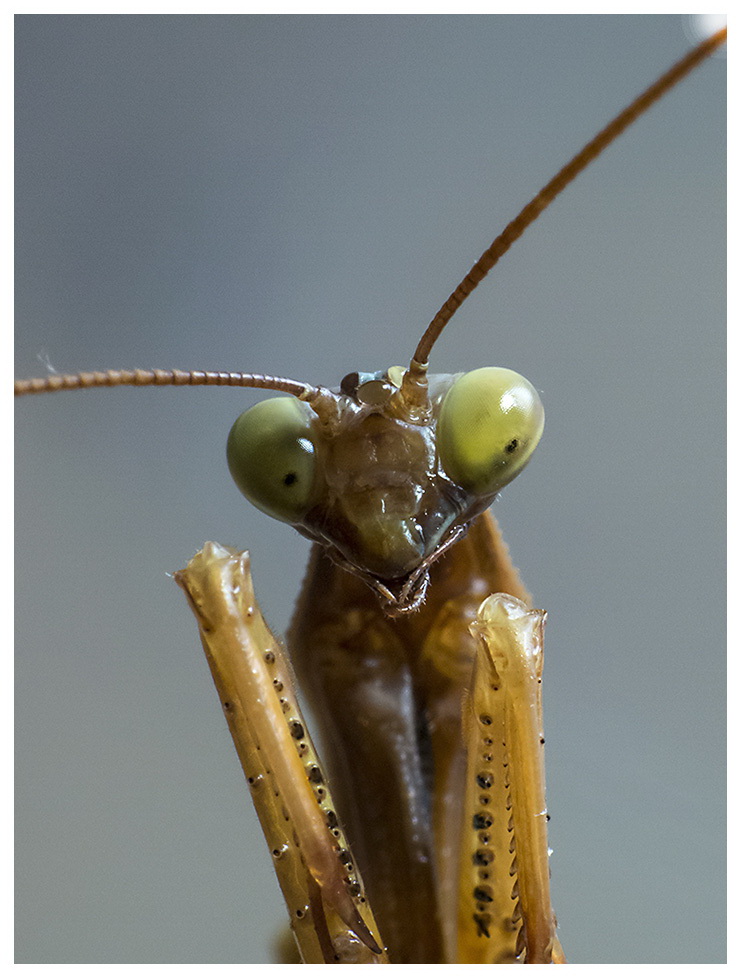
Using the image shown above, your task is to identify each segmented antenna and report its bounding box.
[15,29,725,413]
[410,26,726,367]
[14,369,320,402]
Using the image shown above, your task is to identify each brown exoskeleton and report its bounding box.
[15,15,724,960]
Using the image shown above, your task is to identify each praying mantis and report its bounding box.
[15,16,725,963]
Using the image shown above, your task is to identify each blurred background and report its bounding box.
[15,15,725,964]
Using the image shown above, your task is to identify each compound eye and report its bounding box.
[437,367,544,496]
[226,397,318,525]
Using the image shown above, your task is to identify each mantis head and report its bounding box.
[226,364,544,612]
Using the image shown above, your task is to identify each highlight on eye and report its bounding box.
[227,397,319,524]
[437,367,544,496]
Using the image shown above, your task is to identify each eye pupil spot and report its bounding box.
[227,398,317,525]
[437,368,544,496]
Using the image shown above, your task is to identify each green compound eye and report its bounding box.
[227,397,318,525]
[438,367,544,496]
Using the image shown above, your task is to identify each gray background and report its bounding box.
[15,15,725,964]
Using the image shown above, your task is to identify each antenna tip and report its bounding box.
[684,14,727,47]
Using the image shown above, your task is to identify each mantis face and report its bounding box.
[227,368,544,603]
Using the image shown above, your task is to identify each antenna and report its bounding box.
[14,368,315,399]
[15,29,725,418]
[402,27,726,387]
[14,369,341,421]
